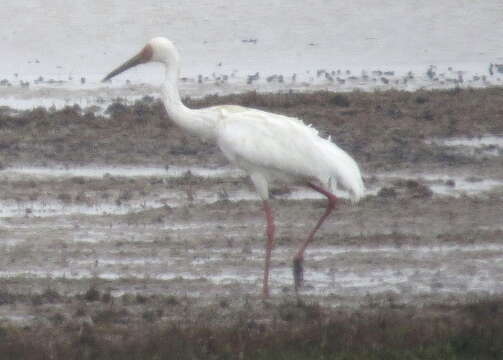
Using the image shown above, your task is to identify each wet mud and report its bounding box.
[0,88,502,328]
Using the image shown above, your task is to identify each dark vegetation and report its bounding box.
[0,88,502,168]
[1,286,503,359]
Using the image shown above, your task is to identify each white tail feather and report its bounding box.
[318,139,364,202]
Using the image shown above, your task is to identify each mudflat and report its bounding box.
[0,88,502,358]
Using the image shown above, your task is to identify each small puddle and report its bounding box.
[427,135,503,158]
[376,171,503,197]
[432,136,503,148]
[0,166,244,179]
[429,178,503,196]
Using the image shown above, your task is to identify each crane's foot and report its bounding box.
[293,257,304,291]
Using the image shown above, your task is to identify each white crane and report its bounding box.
[103,37,365,297]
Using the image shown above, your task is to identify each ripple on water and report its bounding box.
[0,166,244,179]
[0,166,501,219]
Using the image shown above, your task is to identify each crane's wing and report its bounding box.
[215,106,364,201]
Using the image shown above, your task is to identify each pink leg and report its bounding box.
[293,183,337,290]
[262,200,275,298]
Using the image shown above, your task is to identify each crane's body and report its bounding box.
[103,37,364,297]
[216,105,363,201]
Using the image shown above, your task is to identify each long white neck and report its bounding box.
[161,64,217,140]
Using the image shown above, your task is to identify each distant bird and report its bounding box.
[103,37,365,297]
[247,72,260,85]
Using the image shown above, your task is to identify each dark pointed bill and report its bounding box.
[102,45,153,82]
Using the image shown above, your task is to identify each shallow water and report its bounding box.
[2,243,503,297]
[377,170,503,197]
[0,165,244,179]
[0,160,500,311]
[0,165,500,219]
[429,178,503,196]
[0,188,326,218]
[4,1,503,79]
[2,1,503,109]
[427,135,503,158]
[436,136,503,148]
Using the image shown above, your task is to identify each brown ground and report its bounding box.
[0,88,502,358]
[1,87,503,169]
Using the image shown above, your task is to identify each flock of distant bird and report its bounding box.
[2,61,502,91]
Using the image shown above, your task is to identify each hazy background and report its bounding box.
[1,0,503,108]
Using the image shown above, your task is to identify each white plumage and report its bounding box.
[103,37,365,297]
[215,105,364,201]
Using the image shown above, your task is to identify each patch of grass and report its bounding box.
[93,308,130,325]
[83,286,101,302]
[0,298,503,359]
[1,88,502,168]
[31,288,62,305]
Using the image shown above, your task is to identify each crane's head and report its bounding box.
[102,37,179,82]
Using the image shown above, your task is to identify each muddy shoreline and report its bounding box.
[0,88,502,357]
